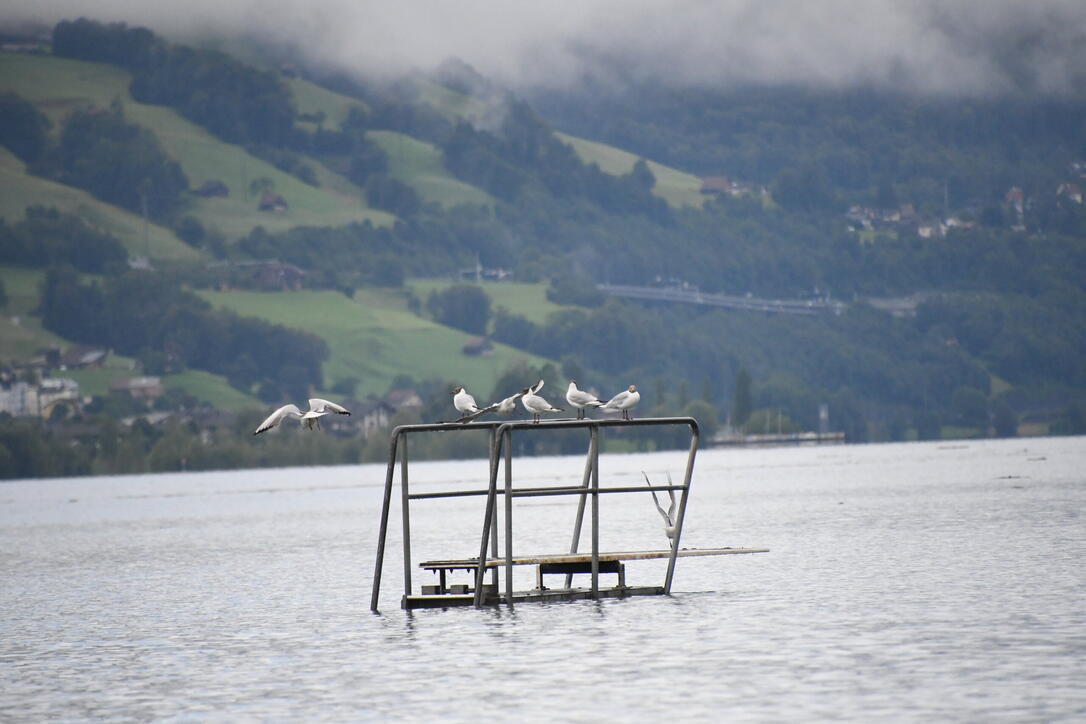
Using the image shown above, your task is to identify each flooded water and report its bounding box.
[2,437,1084,721]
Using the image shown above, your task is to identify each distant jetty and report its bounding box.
[710,430,846,447]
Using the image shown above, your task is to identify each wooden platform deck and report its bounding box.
[420,547,770,571]
[405,547,770,608]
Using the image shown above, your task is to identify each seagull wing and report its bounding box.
[604,390,629,409]
[643,472,670,522]
[531,379,545,393]
[569,388,605,407]
[665,473,678,522]
[254,404,302,435]
[309,398,351,415]
[457,403,498,423]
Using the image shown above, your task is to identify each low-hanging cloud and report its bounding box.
[4,0,1085,96]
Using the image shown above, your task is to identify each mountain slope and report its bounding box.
[195,288,555,399]
[0,148,199,260]
[0,53,395,241]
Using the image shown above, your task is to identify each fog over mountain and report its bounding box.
[3,0,1085,96]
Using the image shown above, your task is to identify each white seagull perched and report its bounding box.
[451,385,489,417]
[521,381,563,423]
[254,398,351,435]
[643,471,678,547]
[603,384,640,421]
[566,380,605,420]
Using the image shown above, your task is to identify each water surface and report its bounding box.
[2,437,1084,721]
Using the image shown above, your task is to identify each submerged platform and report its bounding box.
[370,417,770,611]
[407,547,770,608]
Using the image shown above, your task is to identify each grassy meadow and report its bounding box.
[0,53,394,243]
[197,287,555,400]
[406,278,572,326]
[555,132,707,209]
[369,130,494,208]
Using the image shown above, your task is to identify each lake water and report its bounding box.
[2,436,1084,721]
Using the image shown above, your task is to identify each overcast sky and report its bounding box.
[3,0,1085,96]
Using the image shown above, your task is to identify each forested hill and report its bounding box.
[1,17,1085,477]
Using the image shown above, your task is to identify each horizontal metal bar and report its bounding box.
[511,484,686,498]
[408,483,686,501]
[391,416,698,439]
[391,421,509,436]
[408,488,494,500]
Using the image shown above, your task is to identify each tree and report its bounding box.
[732,368,753,427]
[0,92,50,162]
[426,284,491,335]
[876,176,898,210]
[952,386,989,429]
[55,105,189,220]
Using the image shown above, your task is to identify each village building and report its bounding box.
[258,191,288,212]
[354,400,396,438]
[110,376,163,400]
[60,346,108,370]
[385,388,423,411]
[462,337,494,357]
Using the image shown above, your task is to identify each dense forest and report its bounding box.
[1,17,1084,477]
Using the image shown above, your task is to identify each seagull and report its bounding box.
[603,384,640,421]
[566,380,605,420]
[253,398,351,435]
[452,385,490,416]
[643,471,678,547]
[493,390,526,415]
[456,388,525,423]
[450,385,497,423]
[521,383,563,423]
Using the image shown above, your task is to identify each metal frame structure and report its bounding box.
[369,417,699,611]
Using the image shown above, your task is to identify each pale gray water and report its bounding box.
[2,437,1084,722]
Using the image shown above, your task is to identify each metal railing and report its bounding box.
[369,416,700,611]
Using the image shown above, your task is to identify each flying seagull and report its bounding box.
[643,471,678,547]
[521,383,563,423]
[254,398,351,435]
[603,384,640,421]
[566,380,605,420]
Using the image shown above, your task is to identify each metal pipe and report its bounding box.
[565,431,596,588]
[369,430,400,611]
[400,435,412,603]
[504,428,514,604]
[473,427,502,607]
[664,420,699,593]
[590,426,600,598]
[489,430,499,593]
[408,483,684,500]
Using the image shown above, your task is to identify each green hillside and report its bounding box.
[370,130,494,208]
[0,148,199,260]
[0,53,395,242]
[196,288,555,399]
[556,133,707,208]
[0,265,261,409]
[0,265,69,360]
[288,76,368,130]
[406,279,571,326]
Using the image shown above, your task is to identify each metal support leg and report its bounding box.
[565,429,597,588]
[473,428,502,607]
[664,421,699,593]
[489,430,499,593]
[590,426,600,598]
[504,428,514,604]
[370,432,400,611]
[400,436,413,603]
